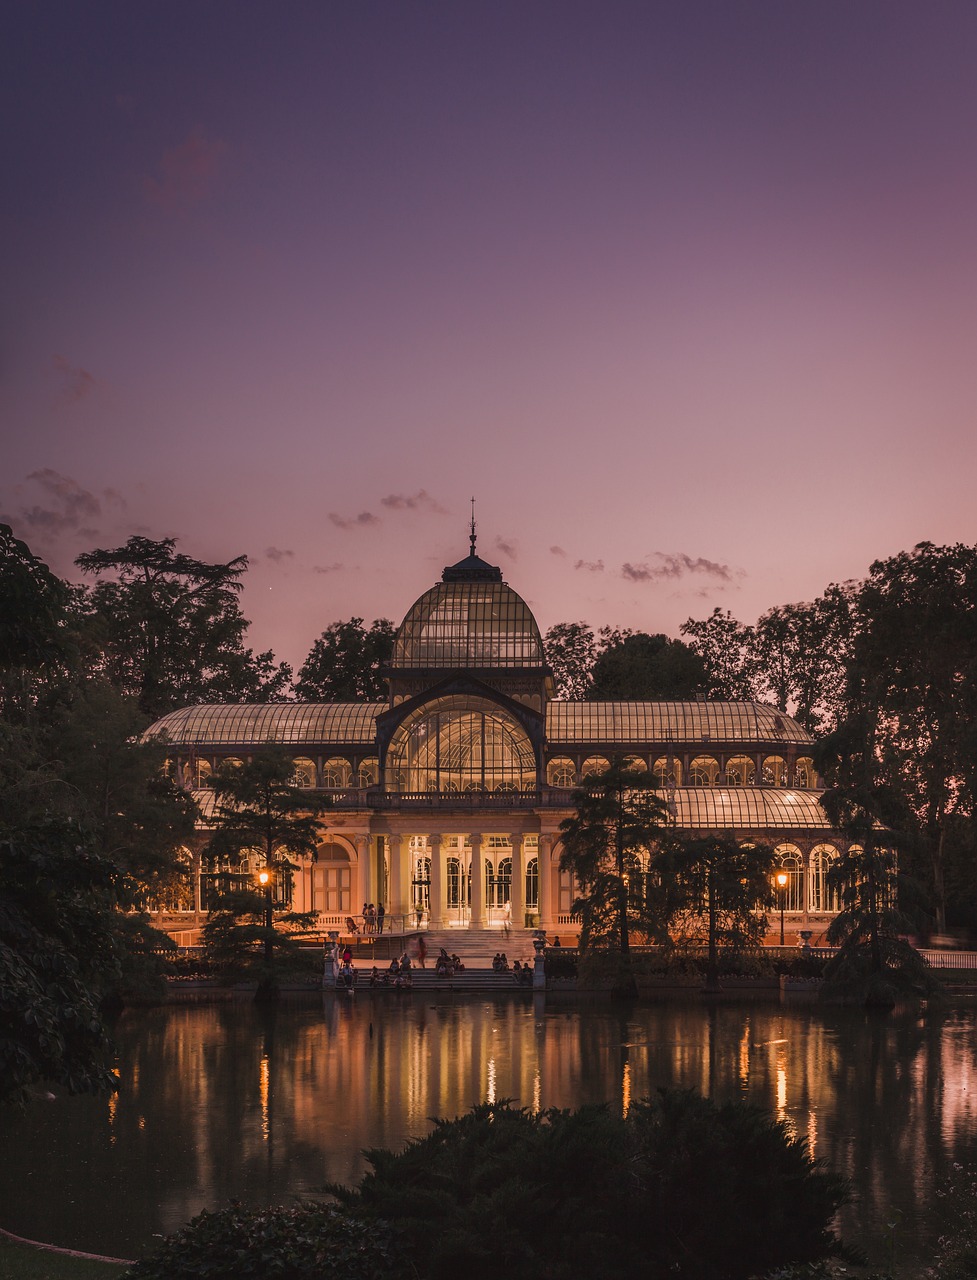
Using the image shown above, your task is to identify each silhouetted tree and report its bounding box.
[588,632,705,700]
[543,620,598,699]
[294,617,395,701]
[76,536,290,719]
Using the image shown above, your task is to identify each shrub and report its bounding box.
[122,1201,404,1280]
[329,1091,848,1280]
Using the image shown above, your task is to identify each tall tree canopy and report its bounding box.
[588,631,706,700]
[76,536,291,719]
[559,759,673,988]
[294,617,395,701]
[543,621,599,699]
[821,543,977,932]
[205,749,331,871]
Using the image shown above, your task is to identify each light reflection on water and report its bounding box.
[1,994,976,1275]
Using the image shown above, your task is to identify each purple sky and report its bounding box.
[3,1,977,673]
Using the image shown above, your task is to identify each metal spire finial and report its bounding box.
[469,497,477,557]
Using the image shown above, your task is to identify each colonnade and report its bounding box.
[353,829,559,930]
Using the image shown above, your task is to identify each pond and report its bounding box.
[1,993,975,1276]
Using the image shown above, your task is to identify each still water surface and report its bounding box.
[1,994,976,1274]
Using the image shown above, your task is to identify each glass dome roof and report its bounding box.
[392,553,546,670]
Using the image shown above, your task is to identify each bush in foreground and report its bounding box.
[122,1202,403,1280]
[125,1092,847,1280]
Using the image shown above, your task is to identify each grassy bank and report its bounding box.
[0,1236,127,1280]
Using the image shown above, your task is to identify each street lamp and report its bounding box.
[258,866,274,964]
[775,870,788,946]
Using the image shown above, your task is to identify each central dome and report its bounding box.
[391,551,546,670]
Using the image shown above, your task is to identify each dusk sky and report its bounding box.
[4,2,977,673]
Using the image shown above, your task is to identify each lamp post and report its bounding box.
[775,870,788,947]
[258,867,274,964]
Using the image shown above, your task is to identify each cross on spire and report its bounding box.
[469,496,477,557]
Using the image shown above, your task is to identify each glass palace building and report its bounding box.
[147,545,848,944]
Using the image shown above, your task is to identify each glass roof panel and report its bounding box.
[393,581,545,669]
[667,787,831,828]
[146,704,380,747]
[546,701,811,745]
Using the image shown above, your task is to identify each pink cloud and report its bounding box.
[380,490,447,514]
[53,355,95,403]
[143,127,227,211]
[329,511,380,530]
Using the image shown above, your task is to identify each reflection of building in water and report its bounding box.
[146,536,858,945]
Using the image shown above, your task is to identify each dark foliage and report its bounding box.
[123,1201,405,1280]
[294,617,395,701]
[0,821,124,1104]
[329,1092,848,1280]
[588,631,706,700]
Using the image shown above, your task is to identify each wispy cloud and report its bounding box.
[53,355,96,403]
[143,127,226,211]
[495,535,517,559]
[329,511,380,530]
[313,562,344,575]
[0,470,109,539]
[550,545,567,557]
[621,553,734,583]
[380,490,447,514]
[574,558,605,573]
[264,546,294,563]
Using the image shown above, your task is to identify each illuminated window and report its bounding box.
[358,757,379,787]
[689,755,720,786]
[526,857,539,910]
[386,695,537,793]
[581,755,610,778]
[762,755,787,786]
[809,844,842,913]
[652,757,682,787]
[773,844,804,912]
[794,757,815,788]
[291,757,316,788]
[547,757,576,787]
[322,757,352,788]
[725,755,756,786]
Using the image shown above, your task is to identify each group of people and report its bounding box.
[435,947,465,976]
[369,954,414,989]
[359,903,386,934]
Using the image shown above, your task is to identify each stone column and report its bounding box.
[469,832,485,927]
[354,835,371,916]
[428,833,444,929]
[510,833,526,929]
[387,834,407,927]
[537,834,554,930]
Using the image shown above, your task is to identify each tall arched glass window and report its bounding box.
[386,695,537,793]
[725,755,756,785]
[773,843,804,912]
[652,757,682,787]
[809,844,842,913]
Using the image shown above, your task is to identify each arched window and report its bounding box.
[547,757,576,788]
[652,757,682,787]
[358,757,379,787]
[793,757,816,788]
[689,755,720,786]
[291,757,316,788]
[581,755,610,778]
[725,755,756,786]
[773,843,804,912]
[386,695,537,793]
[621,754,647,773]
[322,757,352,788]
[194,758,213,788]
[762,755,787,786]
[809,844,842,914]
